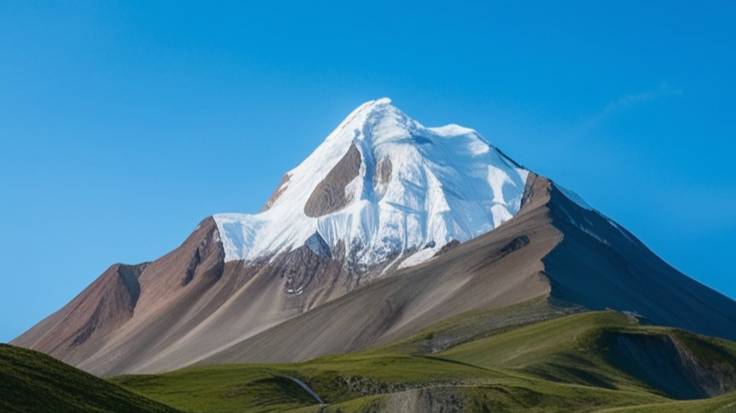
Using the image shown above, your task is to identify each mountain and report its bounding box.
[12,98,736,378]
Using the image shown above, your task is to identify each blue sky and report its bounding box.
[1,1,735,342]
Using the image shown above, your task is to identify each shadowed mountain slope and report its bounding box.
[543,185,736,339]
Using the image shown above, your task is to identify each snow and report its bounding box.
[398,247,439,269]
[305,233,331,257]
[213,98,531,269]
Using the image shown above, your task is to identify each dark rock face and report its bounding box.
[69,263,147,347]
[117,264,144,309]
[281,233,336,296]
[434,240,460,257]
[182,230,222,286]
[375,156,392,186]
[304,143,362,217]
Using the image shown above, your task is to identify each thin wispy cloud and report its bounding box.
[576,83,684,137]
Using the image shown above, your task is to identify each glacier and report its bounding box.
[214,98,530,269]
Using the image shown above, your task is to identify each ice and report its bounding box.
[213,98,530,269]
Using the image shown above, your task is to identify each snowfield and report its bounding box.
[214,98,529,269]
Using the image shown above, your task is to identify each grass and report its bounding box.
[114,354,510,412]
[439,311,634,368]
[0,344,179,413]
[115,355,666,413]
[377,296,579,355]
[593,391,736,412]
[439,311,647,391]
[115,365,317,413]
[119,310,732,412]
[7,308,736,412]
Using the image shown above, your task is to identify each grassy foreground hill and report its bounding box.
[0,344,179,413]
[4,308,736,412]
[111,308,736,413]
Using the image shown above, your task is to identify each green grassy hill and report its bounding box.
[0,344,179,413]
[111,309,736,412]
[593,391,736,413]
[6,308,736,412]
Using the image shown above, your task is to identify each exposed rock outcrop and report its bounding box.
[304,143,362,217]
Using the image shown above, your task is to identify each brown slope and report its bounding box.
[104,244,347,375]
[199,174,736,366]
[12,262,147,364]
[95,226,430,375]
[13,218,392,376]
[12,217,226,374]
[543,184,736,340]
[11,174,556,376]
[67,216,315,376]
[199,174,559,364]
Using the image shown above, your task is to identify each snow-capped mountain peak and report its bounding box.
[214,98,530,269]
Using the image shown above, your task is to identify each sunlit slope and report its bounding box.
[441,311,736,399]
[593,391,736,413]
[114,353,663,413]
[113,310,736,412]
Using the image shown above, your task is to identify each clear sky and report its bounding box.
[1,1,735,342]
